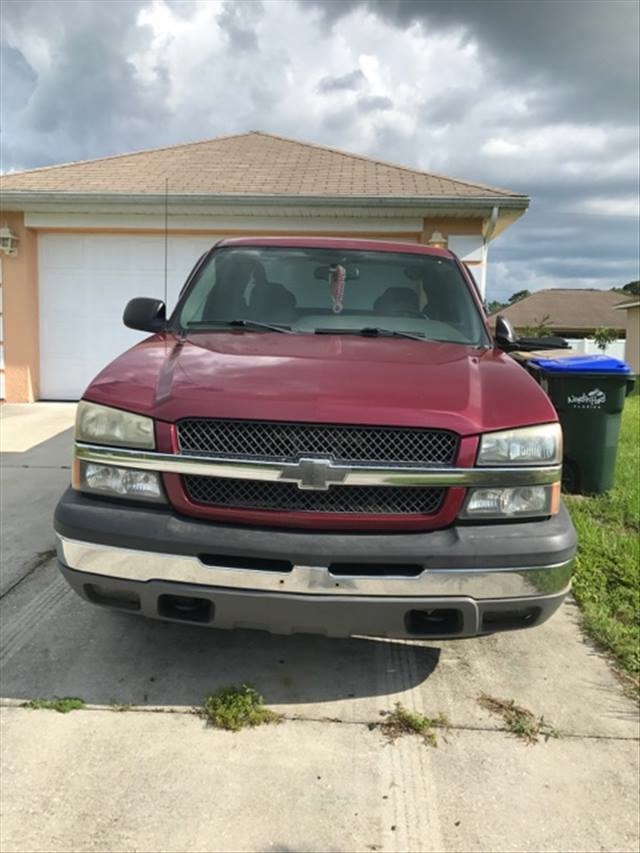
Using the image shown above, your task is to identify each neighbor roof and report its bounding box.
[0,131,527,201]
[491,289,628,332]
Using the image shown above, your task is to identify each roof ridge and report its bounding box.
[512,288,622,295]
[252,131,524,198]
[0,130,258,179]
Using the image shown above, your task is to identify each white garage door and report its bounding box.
[38,233,218,399]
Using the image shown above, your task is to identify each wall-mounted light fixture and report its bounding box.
[427,229,447,248]
[0,225,18,257]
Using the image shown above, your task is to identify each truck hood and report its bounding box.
[84,331,557,436]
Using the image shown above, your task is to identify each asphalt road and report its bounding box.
[1,403,638,853]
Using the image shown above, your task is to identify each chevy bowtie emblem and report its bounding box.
[281,458,349,491]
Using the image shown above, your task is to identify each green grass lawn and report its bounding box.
[564,394,640,684]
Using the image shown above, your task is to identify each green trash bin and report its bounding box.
[527,354,634,495]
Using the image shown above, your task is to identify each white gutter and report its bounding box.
[0,191,530,212]
[477,205,500,300]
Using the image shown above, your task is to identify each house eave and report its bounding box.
[0,190,530,214]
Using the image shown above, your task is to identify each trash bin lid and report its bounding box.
[529,353,632,374]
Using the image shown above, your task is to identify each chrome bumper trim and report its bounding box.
[74,443,562,489]
[56,535,573,599]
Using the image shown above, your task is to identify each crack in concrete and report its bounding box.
[1,699,637,742]
[0,549,58,601]
[3,465,71,470]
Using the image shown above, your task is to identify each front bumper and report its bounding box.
[54,488,576,639]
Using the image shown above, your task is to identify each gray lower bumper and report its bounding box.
[54,489,576,639]
[58,562,569,639]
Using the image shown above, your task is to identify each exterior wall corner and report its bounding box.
[2,212,40,402]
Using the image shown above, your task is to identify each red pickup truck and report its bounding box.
[54,237,576,638]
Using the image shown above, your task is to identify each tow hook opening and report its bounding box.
[405,608,463,636]
[158,594,213,623]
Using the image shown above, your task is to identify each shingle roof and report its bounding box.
[491,289,628,332]
[0,131,526,200]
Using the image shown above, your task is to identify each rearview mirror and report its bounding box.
[494,314,517,350]
[123,298,166,333]
[313,264,360,281]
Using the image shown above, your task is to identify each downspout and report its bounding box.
[479,205,499,301]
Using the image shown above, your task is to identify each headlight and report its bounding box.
[477,423,562,466]
[76,461,165,503]
[76,401,155,449]
[461,483,560,519]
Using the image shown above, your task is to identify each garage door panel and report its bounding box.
[40,356,97,401]
[38,234,213,399]
[39,271,87,313]
[39,235,86,269]
[85,235,136,270]
[133,237,168,271]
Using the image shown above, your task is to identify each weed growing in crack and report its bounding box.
[200,684,282,732]
[478,694,559,743]
[377,703,449,747]
[24,697,85,713]
[110,701,134,712]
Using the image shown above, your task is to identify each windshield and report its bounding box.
[175,247,489,346]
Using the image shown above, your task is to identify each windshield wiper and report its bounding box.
[186,319,293,334]
[314,326,427,342]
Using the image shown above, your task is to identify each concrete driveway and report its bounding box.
[1,403,638,853]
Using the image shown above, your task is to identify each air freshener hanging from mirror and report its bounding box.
[329,264,346,313]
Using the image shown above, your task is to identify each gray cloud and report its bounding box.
[1,0,637,300]
[1,0,171,169]
[486,206,639,302]
[216,0,262,52]
[357,94,393,112]
[419,88,477,125]
[310,0,639,124]
[316,69,366,93]
[0,44,37,127]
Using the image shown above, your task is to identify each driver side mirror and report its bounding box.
[494,314,518,350]
[123,298,166,333]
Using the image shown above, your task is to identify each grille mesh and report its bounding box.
[177,419,458,465]
[184,476,445,515]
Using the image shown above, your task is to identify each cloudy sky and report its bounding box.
[1,0,638,302]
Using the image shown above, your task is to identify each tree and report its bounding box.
[486,299,505,315]
[508,289,531,304]
[621,280,640,297]
[593,327,618,352]
[519,315,553,338]
[611,280,639,297]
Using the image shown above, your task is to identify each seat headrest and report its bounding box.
[249,281,297,321]
[374,287,420,315]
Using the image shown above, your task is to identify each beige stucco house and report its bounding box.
[0,131,528,402]
[489,289,629,337]
[615,301,640,375]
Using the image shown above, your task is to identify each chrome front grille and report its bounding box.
[177,419,458,465]
[184,476,445,515]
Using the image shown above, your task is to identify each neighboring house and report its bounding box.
[0,131,528,402]
[615,301,640,375]
[489,288,628,337]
